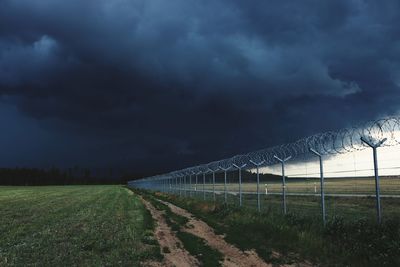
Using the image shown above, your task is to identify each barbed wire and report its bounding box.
[131,116,400,183]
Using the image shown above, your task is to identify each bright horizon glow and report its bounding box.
[259,145,400,178]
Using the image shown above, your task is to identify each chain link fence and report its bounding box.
[128,117,400,224]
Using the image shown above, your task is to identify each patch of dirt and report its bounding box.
[158,199,271,267]
[139,197,199,267]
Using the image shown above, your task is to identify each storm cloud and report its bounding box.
[0,0,400,174]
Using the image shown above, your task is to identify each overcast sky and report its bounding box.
[1,0,400,175]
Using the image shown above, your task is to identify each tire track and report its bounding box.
[158,199,271,267]
[139,196,199,267]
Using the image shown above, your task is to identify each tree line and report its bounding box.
[0,167,132,186]
[0,167,289,186]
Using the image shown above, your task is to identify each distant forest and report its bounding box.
[0,167,138,186]
[0,167,289,186]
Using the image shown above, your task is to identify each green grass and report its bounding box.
[0,185,161,266]
[150,190,400,267]
[176,231,223,267]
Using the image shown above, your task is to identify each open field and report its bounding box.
[0,185,160,266]
[3,184,399,266]
[183,176,400,195]
[173,177,400,221]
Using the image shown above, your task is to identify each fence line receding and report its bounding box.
[128,117,400,224]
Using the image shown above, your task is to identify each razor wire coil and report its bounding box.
[132,117,400,183]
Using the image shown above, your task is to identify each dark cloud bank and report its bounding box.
[0,0,400,175]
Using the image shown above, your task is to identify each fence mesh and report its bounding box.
[129,117,400,224]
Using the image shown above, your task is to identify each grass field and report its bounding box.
[174,177,400,221]
[184,176,400,195]
[0,185,160,266]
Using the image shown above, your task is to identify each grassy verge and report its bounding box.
[147,190,400,266]
[0,185,161,266]
[176,231,223,267]
[136,190,223,266]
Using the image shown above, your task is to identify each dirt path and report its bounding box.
[139,197,199,267]
[158,199,271,267]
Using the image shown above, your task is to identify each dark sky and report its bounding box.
[0,0,400,175]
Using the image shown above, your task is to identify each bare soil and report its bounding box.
[159,199,271,267]
[139,191,312,267]
[139,197,199,267]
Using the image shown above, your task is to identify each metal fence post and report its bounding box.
[274,155,292,215]
[310,148,326,225]
[184,175,187,197]
[203,172,206,200]
[175,176,178,195]
[361,137,386,224]
[219,166,232,204]
[175,176,179,195]
[196,170,202,198]
[257,166,260,211]
[224,170,228,203]
[233,163,247,207]
[239,168,242,206]
[195,172,198,196]
[189,174,192,197]
[166,178,169,193]
[250,160,265,212]
[212,170,216,201]
[127,117,398,227]
[181,176,183,196]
